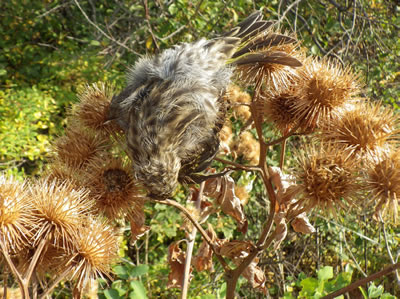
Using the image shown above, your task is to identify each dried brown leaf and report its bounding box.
[167,241,190,289]
[204,175,248,233]
[291,213,315,234]
[273,211,287,250]
[193,225,217,272]
[241,258,268,294]
[218,240,254,259]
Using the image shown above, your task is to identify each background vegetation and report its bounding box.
[1,0,399,298]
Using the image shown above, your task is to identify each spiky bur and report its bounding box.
[81,155,144,219]
[292,143,361,214]
[67,218,118,292]
[29,179,93,251]
[233,131,260,165]
[366,150,400,222]
[319,101,399,161]
[223,85,252,121]
[291,57,361,131]
[52,125,110,169]
[234,36,303,94]
[72,83,121,134]
[0,175,34,253]
[257,91,301,134]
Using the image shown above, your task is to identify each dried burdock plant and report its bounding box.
[291,57,361,131]
[72,83,120,134]
[29,179,93,251]
[219,121,234,154]
[366,149,400,222]
[234,33,303,93]
[81,155,143,219]
[292,143,361,214]
[319,101,399,161]
[233,131,260,165]
[224,85,252,121]
[257,91,300,134]
[53,125,110,168]
[0,175,34,253]
[67,218,118,293]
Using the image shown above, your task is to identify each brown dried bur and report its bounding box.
[204,175,248,233]
[0,175,34,253]
[366,149,400,223]
[167,241,191,289]
[233,131,260,165]
[73,82,121,134]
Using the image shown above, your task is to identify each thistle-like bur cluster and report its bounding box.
[222,30,399,222]
[0,83,147,296]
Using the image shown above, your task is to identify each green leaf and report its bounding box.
[368,283,384,298]
[90,40,101,46]
[318,266,333,281]
[0,69,6,76]
[300,277,319,294]
[127,264,149,278]
[104,289,122,299]
[113,265,129,279]
[129,281,147,299]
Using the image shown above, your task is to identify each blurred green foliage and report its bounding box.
[1,0,399,298]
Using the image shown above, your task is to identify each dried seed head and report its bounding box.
[320,101,399,161]
[293,143,361,213]
[0,175,34,253]
[29,179,93,251]
[53,125,110,168]
[73,83,120,134]
[15,243,67,281]
[82,156,144,219]
[236,40,303,94]
[291,57,361,130]
[366,150,400,222]
[219,122,234,154]
[257,92,300,133]
[224,85,251,104]
[68,218,118,292]
[233,131,260,165]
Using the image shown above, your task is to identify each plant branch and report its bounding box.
[264,123,302,147]
[181,182,205,299]
[72,0,140,55]
[214,157,261,172]
[153,199,230,272]
[321,262,400,299]
[225,84,279,299]
[38,268,72,299]
[0,239,29,299]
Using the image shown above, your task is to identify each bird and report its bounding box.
[108,11,301,200]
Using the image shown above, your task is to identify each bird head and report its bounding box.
[131,151,181,200]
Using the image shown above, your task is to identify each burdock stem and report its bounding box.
[181,182,205,299]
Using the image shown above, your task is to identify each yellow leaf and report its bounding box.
[146,36,153,50]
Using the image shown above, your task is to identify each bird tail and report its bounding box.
[226,11,302,68]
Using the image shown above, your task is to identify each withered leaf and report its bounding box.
[291,212,315,234]
[218,240,254,259]
[167,241,191,289]
[192,224,217,272]
[241,257,268,295]
[273,211,287,250]
[127,210,150,243]
[204,175,248,233]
